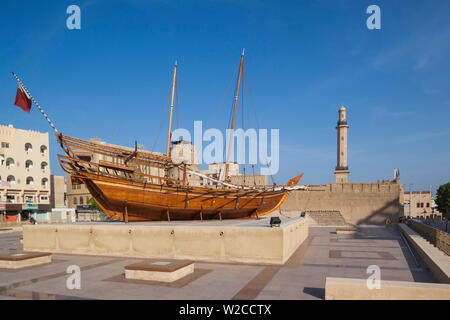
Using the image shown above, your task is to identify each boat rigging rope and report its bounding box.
[185,166,307,191]
[12,72,59,134]
[241,61,246,184]
[208,66,238,130]
[152,86,172,152]
[176,74,181,129]
[244,67,276,185]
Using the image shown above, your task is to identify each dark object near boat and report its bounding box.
[300,211,306,217]
[270,217,281,227]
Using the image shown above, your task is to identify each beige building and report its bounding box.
[50,175,66,208]
[66,175,92,208]
[167,140,202,186]
[199,162,238,187]
[230,174,268,187]
[335,106,349,183]
[402,191,440,218]
[0,124,51,220]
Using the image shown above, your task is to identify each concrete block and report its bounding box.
[125,260,194,282]
[0,252,52,269]
[325,277,450,300]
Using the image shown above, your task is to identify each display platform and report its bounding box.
[125,259,194,282]
[22,216,308,265]
[0,252,52,269]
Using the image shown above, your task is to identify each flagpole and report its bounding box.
[11,72,59,134]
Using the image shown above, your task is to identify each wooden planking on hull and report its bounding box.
[90,178,287,221]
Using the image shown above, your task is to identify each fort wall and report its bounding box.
[281,179,402,225]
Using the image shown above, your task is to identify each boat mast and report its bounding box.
[225,49,245,180]
[166,61,178,157]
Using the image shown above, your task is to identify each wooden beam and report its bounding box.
[124,202,128,223]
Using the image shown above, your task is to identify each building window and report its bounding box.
[41,161,48,171]
[1,142,10,148]
[40,145,47,155]
[417,202,420,208]
[26,176,34,186]
[6,158,14,169]
[25,195,33,203]
[79,197,84,205]
[426,202,430,208]
[26,160,33,169]
[40,196,48,201]
[25,143,32,152]
[7,175,15,185]
[0,154,4,165]
[41,178,48,188]
[73,197,77,205]
[420,202,424,208]
[6,195,15,203]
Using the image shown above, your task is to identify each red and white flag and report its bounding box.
[14,82,32,113]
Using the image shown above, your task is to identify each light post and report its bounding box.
[409,183,413,218]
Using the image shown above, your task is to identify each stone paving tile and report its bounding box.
[0,225,439,300]
[254,289,282,300]
[0,256,113,288]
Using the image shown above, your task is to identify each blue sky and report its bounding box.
[1,0,449,193]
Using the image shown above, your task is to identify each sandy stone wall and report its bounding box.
[281,180,402,225]
[23,218,308,265]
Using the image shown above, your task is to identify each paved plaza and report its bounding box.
[0,225,437,300]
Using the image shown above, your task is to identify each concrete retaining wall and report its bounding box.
[23,219,308,265]
[398,223,450,283]
[407,220,449,255]
[325,277,450,300]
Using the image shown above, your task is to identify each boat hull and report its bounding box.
[81,175,288,221]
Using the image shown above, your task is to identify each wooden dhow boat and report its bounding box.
[11,50,305,221]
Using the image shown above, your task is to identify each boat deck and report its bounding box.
[57,215,302,228]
